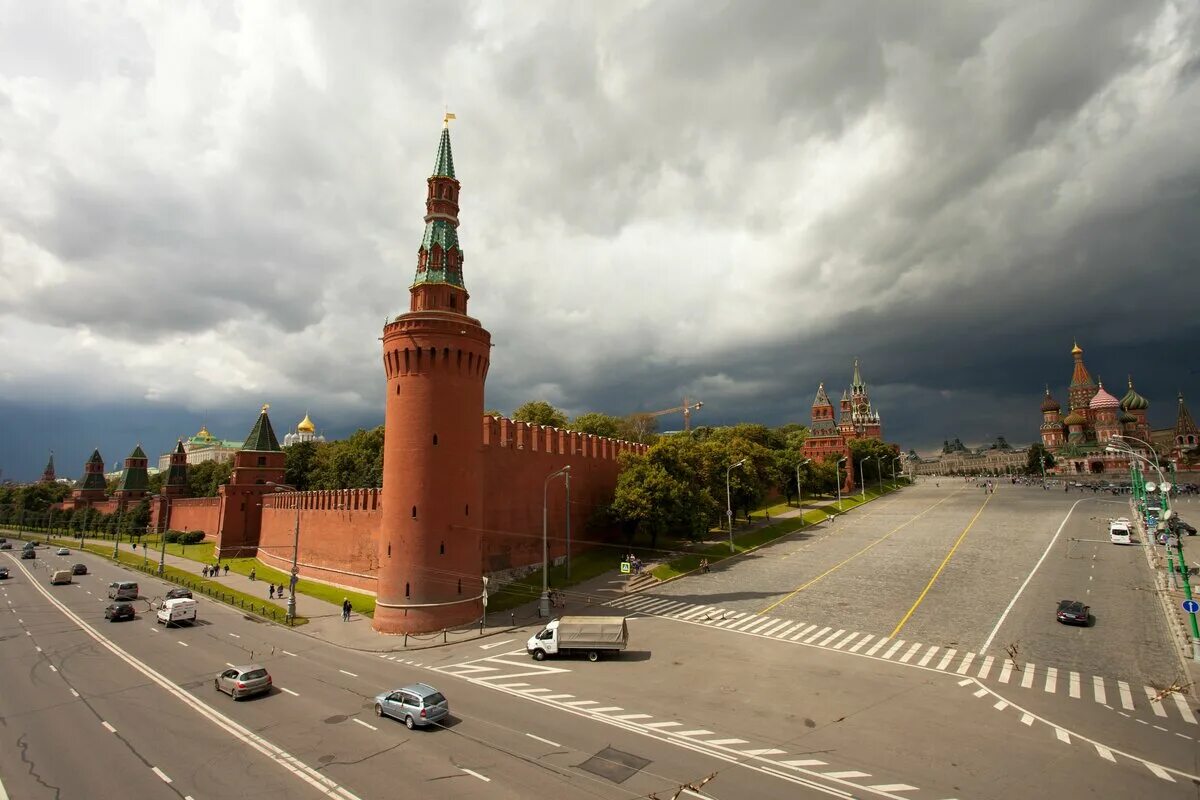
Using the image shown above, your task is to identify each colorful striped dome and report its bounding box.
[1089,382,1120,410]
[1120,376,1148,411]
[1063,411,1087,426]
[1041,387,1061,412]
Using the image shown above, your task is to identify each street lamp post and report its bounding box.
[565,470,572,581]
[795,459,810,527]
[266,482,301,624]
[540,466,571,619]
[727,459,746,553]
[858,458,867,501]
[875,456,883,495]
[835,457,846,515]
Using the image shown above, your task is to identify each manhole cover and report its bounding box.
[577,746,651,784]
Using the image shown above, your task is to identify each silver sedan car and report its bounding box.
[214,664,272,700]
[373,683,449,729]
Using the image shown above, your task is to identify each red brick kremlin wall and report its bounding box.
[249,418,645,596]
[163,497,221,538]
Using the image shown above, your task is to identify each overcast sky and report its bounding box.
[2,0,1199,481]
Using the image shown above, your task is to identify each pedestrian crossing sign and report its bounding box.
[620,561,631,574]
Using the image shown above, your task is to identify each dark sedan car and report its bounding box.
[21,549,36,560]
[1057,600,1090,625]
[0,566,9,579]
[1176,519,1197,536]
[71,563,88,575]
[0,542,11,550]
[105,602,136,621]
[165,587,193,600]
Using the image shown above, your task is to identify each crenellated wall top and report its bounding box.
[480,415,649,459]
[262,487,382,512]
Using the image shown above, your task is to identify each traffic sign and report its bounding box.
[1184,599,1199,614]
[620,561,631,574]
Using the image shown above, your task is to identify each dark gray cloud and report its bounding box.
[1,0,1199,480]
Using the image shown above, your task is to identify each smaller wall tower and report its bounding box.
[215,405,285,558]
[41,452,56,483]
[1040,387,1064,449]
[113,445,151,505]
[70,450,107,507]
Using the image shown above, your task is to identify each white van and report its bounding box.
[157,597,198,626]
[50,570,73,585]
[1109,518,1132,545]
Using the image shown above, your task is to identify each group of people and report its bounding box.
[267,582,291,600]
[201,563,227,578]
[624,553,644,575]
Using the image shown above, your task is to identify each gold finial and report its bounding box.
[261,403,270,413]
[444,111,456,127]
[1071,340,1082,355]
[1128,374,1134,388]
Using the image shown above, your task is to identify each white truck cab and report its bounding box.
[157,597,198,626]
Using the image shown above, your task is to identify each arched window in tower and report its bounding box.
[439,541,444,555]
[432,434,438,446]
[405,582,410,598]
[411,505,417,518]
[387,543,391,557]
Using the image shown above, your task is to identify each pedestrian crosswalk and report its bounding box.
[604,592,1200,729]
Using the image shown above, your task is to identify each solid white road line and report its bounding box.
[339,669,359,678]
[526,733,560,748]
[151,767,172,783]
[1118,680,1134,710]
[352,719,377,731]
[1144,687,1167,717]
[1172,692,1197,724]
[1044,667,1058,694]
[980,499,1085,653]
[1069,672,1081,699]
[1093,676,1107,705]
[460,768,490,783]
[849,634,874,653]
[102,721,116,733]
[1021,663,1036,689]
[280,687,299,697]
[917,645,939,667]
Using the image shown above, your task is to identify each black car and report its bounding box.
[21,549,36,560]
[1176,519,1197,536]
[105,602,135,621]
[71,563,88,575]
[165,587,192,600]
[0,566,9,579]
[0,542,11,550]
[22,541,36,550]
[1057,600,1090,626]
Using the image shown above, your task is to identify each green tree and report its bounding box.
[570,412,623,438]
[147,470,165,495]
[284,440,321,490]
[187,460,234,497]
[1026,443,1056,475]
[512,401,568,428]
[311,426,384,488]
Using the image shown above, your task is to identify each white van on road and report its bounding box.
[157,597,198,626]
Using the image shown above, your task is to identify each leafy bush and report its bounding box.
[178,531,206,545]
[163,530,182,543]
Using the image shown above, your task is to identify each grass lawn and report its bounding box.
[486,548,625,615]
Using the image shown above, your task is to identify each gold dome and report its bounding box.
[297,413,316,433]
[1071,340,1082,356]
[195,425,213,440]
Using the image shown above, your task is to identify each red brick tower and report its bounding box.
[376,119,492,634]
[70,449,107,508]
[41,452,56,483]
[1039,386,1064,449]
[162,440,190,498]
[215,405,285,558]
[112,444,151,506]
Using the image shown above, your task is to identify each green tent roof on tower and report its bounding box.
[118,444,150,493]
[80,449,107,491]
[242,405,282,452]
[433,124,455,178]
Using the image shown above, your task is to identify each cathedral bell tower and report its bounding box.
[376,118,492,634]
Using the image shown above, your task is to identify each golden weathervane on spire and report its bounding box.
[261,403,270,413]
[444,111,456,127]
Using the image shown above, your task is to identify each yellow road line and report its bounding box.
[757,487,967,616]
[888,493,992,639]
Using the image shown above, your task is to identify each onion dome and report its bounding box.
[1071,340,1082,356]
[297,413,316,433]
[1089,381,1120,410]
[1063,411,1087,426]
[1119,410,1137,424]
[1041,386,1060,412]
[1120,376,1148,411]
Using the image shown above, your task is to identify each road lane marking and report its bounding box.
[761,619,794,637]
[823,771,870,779]
[1117,681,1134,710]
[227,633,240,638]
[644,721,683,728]
[973,688,988,698]
[804,626,832,644]
[280,688,299,697]
[744,748,786,756]
[460,768,490,783]
[526,733,560,747]
[713,613,746,628]
[760,488,968,615]
[882,640,905,659]
[281,650,297,656]
[226,662,236,668]
[1020,713,1034,725]
[102,721,116,733]
[998,660,1013,683]
[956,652,975,675]
[49,665,57,672]
[917,645,940,667]
[1171,693,1197,724]
[777,623,804,638]
[791,624,818,640]
[1093,676,1106,704]
[177,641,188,647]
[1022,663,1036,689]
[70,689,79,697]
[564,700,597,706]
[818,629,846,646]
[865,637,887,656]
[542,694,574,700]
[591,707,623,713]
[151,767,172,783]
[868,784,918,793]
[958,679,973,687]
[35,646,42,652]
[1094,745,1116,762]
[1144,687,1167,717]
[706,738,749,745]
[849,634,874,653]
[993,700,1007,710]
[1044,667,1058,694]
[676,730,715,737]
[613,713,652,720]
[890,492,992,638]
[832,631,859,649]
[352,719,377,731]
[898,643,922,663]
[780,759,827,767]
[980,499,1085,653]
[1069,672,1081,699]
[1055,728,1070,743]
[1146,763,1174,782]
[339,670,359,678]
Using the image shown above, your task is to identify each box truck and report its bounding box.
[527,616,629,662]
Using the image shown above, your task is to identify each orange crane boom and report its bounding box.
[645,398,704,432]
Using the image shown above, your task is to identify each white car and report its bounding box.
[56,547,70,556]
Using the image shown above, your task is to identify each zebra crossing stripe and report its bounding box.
[935,648,956,670]
[1092,675,1106,704]
[1117,680,1134,710]
[865,637,888,656]
[833,632,859,649]
[1171,692,1197,724]
[1044,667,1058,694]
[760,619,793,637]
[898,642,922,663]
[849,634,874,653]
[1022,663,1036,689]
[882,640,905,659]
[676,605,713,619]
[818,628,846,647]
[734,615,770,632]
[791,624,818,640]
[917,645,939,667]
[977,655,994,679]
[998,659,1013,683]
[778,623,804,639]
[1069,672,1081,699]
[804,626,833,644]
[1144,686,1168,717]
[956,652,975,675]
[713,613,745,628]
[745,617,780,634]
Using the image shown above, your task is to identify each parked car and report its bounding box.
[0,566,9,579]
[71,563,88,575]
[21,549,36,560]
[165,587,193,600]
[214,665,272,700]
[105,601,136,621]
[1056,600,1090,626]
[373,683,450,729]
[0,543,10,550]
[56,547,70,556]
[23,541,36,550]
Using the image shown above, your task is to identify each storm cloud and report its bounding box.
[2,0,1198,480]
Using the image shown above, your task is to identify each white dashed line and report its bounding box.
[49,665,58,672]
[35,646,42,652]
[351,719,377,731]
[102,721,116,733]
[339,670,358,678]
[281,650,297,656]
[151,767,172,783]
[460,768,490,783]
[70,689,79,698]
[228,633,240,638]
[177,641,188,647]
[525,733,561,748]
[280,687,299,697]
[1020,713,1034,725]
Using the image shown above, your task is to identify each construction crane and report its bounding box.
[645,398,704,432]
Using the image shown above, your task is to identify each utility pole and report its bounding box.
[726,459,746,553]
[795,459,809,527]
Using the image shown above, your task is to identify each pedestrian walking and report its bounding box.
[269,584,275,600]
[765,510,770,523]
[341,598,351,622]
[699,557,709,574]
[224,564,229,576]
[249,567,256,582]
[202,565,209,578]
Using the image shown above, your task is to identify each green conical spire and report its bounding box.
[118,444,150,494]
[242,404,282,452]
[852,358,864,389]
[128,444,148,460]
[80,449,107,491]
[433,123,455,178]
